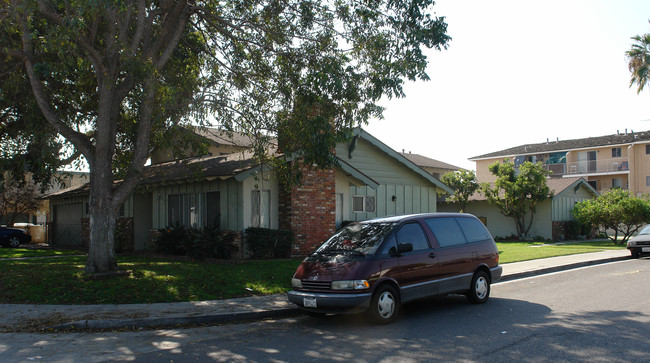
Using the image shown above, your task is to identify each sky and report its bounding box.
[366,0,650,171]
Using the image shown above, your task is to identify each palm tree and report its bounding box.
[627,28,650,94]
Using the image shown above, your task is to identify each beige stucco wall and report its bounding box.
[439,199,553,240]
[629,142,650,196]
[474,158,505,183]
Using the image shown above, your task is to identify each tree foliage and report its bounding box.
[572,189,650,245]
[0,178,43,226]
[626,24,650,94]
[0,0,450,273]
[482,160,553,238]
[441,169,479,213]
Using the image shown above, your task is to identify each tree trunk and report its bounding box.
[85,135,119,274]
[86,200,118,274]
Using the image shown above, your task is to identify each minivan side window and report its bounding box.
[456,217,491,243]
[396,223,430,251]
[425,217,467,247]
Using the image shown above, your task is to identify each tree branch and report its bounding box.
[20,19,93,160]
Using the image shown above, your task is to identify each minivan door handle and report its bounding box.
[428,252,436,258]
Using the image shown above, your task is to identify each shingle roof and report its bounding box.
[470,130,650,160]
[195,128,258,148]
[400,152,462,171]
[47,151,259,198]
[140,151,257,185]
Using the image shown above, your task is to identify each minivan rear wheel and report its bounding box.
[466,271,490,304]
[368,285,400,324]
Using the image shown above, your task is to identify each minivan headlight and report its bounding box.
[331,280,370,290]
[292,278,302,289]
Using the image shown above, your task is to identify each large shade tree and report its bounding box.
[0,0,450,274]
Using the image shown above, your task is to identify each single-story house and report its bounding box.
[438,177,599,240]
[47,128,453,257]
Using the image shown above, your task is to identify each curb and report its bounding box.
[48,308,302,331]
[496,255,631,283]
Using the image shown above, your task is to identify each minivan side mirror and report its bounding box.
[398,243,413,253]
[389,243,413,257]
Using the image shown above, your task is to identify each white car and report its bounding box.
[627,224,650,258]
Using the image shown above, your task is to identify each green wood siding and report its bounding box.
[552,185,595,221]
[337,139,428,185]
[151,178,242,231]
[350,184,437,221]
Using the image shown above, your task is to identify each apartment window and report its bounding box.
[647,176,650,187]
[251,190,271,228]
[612,147,622,158]
[612,178,623,189]
[647,145,650,154]
[352,195,376,213]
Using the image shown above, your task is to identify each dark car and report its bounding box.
[627,224,650,258]
[0,226,32,248]
[288,213,502,324]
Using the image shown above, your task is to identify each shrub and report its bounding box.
[245,227,293,259]
[154,224,237,259]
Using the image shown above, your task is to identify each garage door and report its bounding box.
[53,203,83,247]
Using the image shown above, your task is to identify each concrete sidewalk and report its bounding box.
[0,249,631,332]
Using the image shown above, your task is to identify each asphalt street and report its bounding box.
[1,257,648,362]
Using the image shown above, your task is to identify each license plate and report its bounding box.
[303,297,317,308]
[642,247,650,252]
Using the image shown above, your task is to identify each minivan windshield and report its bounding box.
[639,224,650,235]
[315,222,397,256]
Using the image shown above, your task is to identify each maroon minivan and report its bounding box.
[288,213,502,324]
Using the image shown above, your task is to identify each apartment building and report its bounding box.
[469,130,650,196]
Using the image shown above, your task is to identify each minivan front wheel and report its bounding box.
[466,271,490,304]
[368,285,399,324]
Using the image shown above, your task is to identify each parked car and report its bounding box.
[627,224,650,258]
[0,226,32,248]
[288,213,502,324]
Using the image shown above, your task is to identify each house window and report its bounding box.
[168,193,200,227]
[352,195,376,213]
[612,147,621,158]
[612,178,623,189]
[251,190,271,228]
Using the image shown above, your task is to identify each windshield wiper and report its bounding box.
[321,249,365,256]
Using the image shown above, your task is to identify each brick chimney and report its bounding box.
[279,161,336,258]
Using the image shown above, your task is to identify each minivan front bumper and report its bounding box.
[287,290,372,313]
[490,265,503,283]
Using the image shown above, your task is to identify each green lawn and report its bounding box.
[496,240,626,264]
[0,240,626,305]
[0,248,84,259]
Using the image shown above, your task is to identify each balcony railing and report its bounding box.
[543,158,629,176]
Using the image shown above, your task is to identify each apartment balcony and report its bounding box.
[544,158,629,177]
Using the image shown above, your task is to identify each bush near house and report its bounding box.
[153,224,237,260]
[245,227,293,259]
